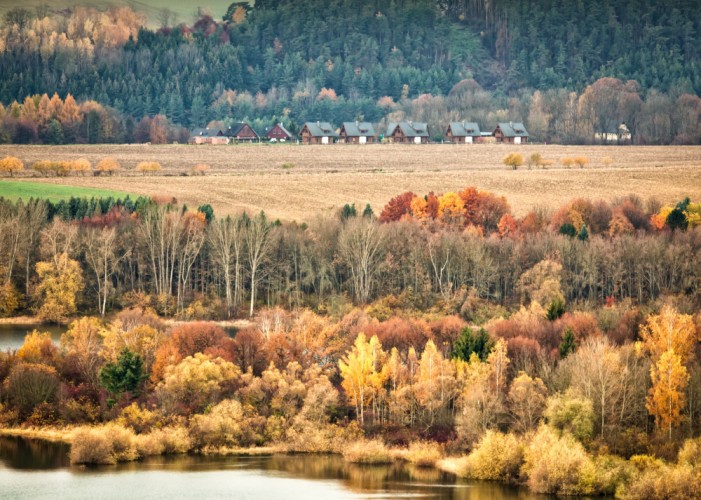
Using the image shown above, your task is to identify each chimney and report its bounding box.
[317,121,320,127]
[356,120,359,127]
[510,121,513,128]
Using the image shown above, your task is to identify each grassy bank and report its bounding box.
[0,180,131,202]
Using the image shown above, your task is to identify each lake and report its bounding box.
[0,436,537,499]
[0,324,65,351]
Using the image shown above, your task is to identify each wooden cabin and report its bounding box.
[226,122,259,142]
[339,122,376,144]
[265,123,293,142]
[189,128,229,145]
[299,122,338,145]
[493,122,529,144]
[445,122,481,144]
[386,122,430,144]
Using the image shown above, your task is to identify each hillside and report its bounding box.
[0,0,699,144]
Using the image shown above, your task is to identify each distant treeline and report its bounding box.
[0,2,699,145]
[0,190,699,323]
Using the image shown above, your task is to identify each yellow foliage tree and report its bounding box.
[503,153,524,169]
[96,158,120,175]
[0,156,24,177]
[17,330,58,365]
[648,349,689,439]
[638,307,696,438]
[638,306,696,363]
[136,161,162,175]
[414,339,455,428]
[157,353,241,414]
[61,317,104,388]
[338,333,387,426]
[34,252,84,323]
[437,192,465,226]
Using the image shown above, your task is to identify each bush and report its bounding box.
[0,156,24,176]
[465,431,524,481]
[544,392,594,442]
[4,362,60,416]
[117,403,159,433]
[136,427,192,456]
[522,425,592,495]
[401,440,443,467]
[503,153,524,170]
[69,425,138,465]
[619,462,701,499]
[189,399,244,449]
[192,164,210,175]
[70,428,116,465]
[96,158,120,175]
[136,161,162,175]
[573,157,590,169]
[343,438,394,464]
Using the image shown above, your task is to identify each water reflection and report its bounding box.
[0,437,537,499]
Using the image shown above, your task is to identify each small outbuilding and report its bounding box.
[226,122,259,142]
[189,128,229,145]
[386,122,430,144]
[445,122,481,144]
[594,123,632,144]
[339,121,376,144]
[265,123,293,142]
[299,122,338,144]
[493,122,529,144]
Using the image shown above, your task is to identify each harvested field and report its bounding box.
[1,143,699,221]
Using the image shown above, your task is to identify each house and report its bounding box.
[594,123,632,144]
[225,122,259,142]
[265,123,293,142]
[189,128,229,145]
[299,122,338,144]
[386,122,430,144]
[445,122,481,144]
[339,121,376,144]
[493,122,529,144]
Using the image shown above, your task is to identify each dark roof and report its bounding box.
[302,122,339,137]
[266,123,293,138]
[386,122,430,137]
[447,122,481,137]
[496,122,529,137]
[226,122,259,138]
[341,122,375,136]
[190,128,224,138]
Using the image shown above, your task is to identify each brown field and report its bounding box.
[1,143,700,221]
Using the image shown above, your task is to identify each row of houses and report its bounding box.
[189,121,530,145]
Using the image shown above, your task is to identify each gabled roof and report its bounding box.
[448,122,481,137]
[190,128,224,138]
[226,122,259,138]
[496,122,529,137]
[302,122,339,137]
[341,122,375,136]
[266,123,293,138]
[386,122,429,137]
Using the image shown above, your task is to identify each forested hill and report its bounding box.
[452,0,701,93]
[0,0,700,144]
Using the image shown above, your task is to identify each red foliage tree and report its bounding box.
[379,192,416,223]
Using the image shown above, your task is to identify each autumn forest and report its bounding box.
[2,0,701,498]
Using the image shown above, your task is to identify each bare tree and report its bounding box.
[82,226,130,317]
[338,218,385,304]
[245,212,272,317]
[208,215,244,317]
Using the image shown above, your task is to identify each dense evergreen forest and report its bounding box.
[0,0,700,143]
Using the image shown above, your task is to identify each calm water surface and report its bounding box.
[0,436,537,499]
[0,324,64,350]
